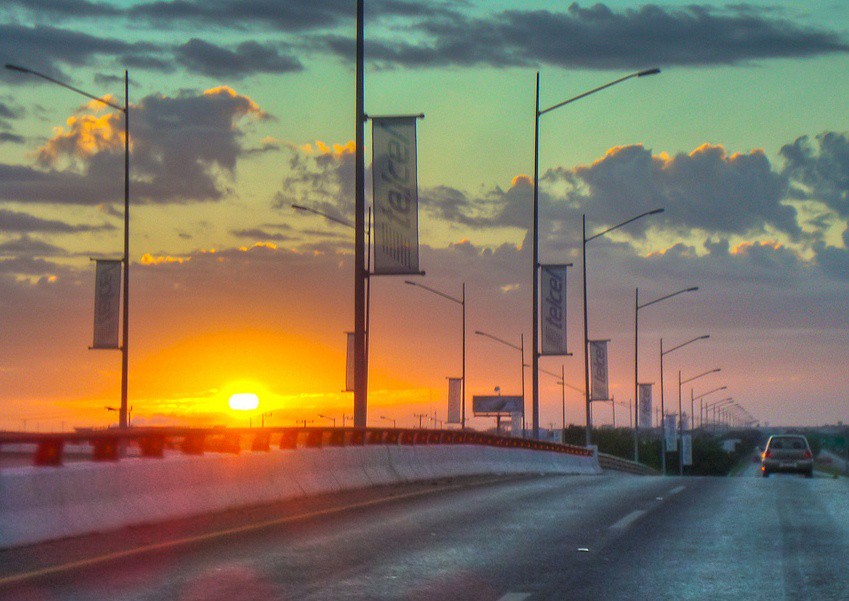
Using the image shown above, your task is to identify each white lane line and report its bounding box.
[609,509,647,531]
[497,594,531,601]
[668,485,686,495]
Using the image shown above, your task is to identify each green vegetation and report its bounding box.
[562,425,760,476]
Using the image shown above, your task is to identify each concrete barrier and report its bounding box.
[0,444,599,549]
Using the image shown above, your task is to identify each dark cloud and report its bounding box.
[0,235,67,257]
[174,39,303,78]
[0,24,155,84]
[0,208,114,233]
[0,132,25,144]
[4,0,121,18]
[0,87,268,205]
[230,228,290,242]
[340,3,849,70]
[781,132,849,218]
[557,143,797,239]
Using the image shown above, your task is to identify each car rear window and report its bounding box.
[768,437,807,450]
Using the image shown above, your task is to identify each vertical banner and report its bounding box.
[345,332,355,392]
[682,433,693,466]
[638,383,653,429]
[372,116,420,275]
[92,259,122,349]
[664,415,678,451]
[589,340,609,401]
[447,377,462,424]
[540,264,569,355]
[510,411,523,438]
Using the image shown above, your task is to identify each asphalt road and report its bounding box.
[2,471,848,600]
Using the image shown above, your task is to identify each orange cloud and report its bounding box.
[140,253,189,265]
[37,113,123,166]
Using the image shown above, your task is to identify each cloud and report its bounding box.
[230,228,291,242]
[0,208,115,233]
[0,132,25,144]
[0,86,268,205]
[0,235,67,257]
[554,143,798,240]
[781,132,849,219]
[174,39,303,79]
[338,3,849,70]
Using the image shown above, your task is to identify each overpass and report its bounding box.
[0,427,652,549]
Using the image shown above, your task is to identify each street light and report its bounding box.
[583,208,664,446]
[659,334,709,475]
[681,368,721,431]
[379,415,396,429]
[634,286,698,462]
[677,368,720,475]
[318,414,336,428]
[704,394,732,430]
[476,330,525,434]
[532,68,660,443]
[539,365,583,435]
[8,63,131,429]
[405,280,466,428]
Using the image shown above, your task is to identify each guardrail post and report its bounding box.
[34,439,64,466]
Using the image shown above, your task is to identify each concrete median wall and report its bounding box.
[0,444,600,549]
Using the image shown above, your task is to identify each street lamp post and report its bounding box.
[533,68,660,442]
[539,365,583,437]
[7,63,131,429]
[634,286,698,462]
[379,416,396,429]
[704,394,732,430]
[405,281,466,429]
[476,330,526,435]
[583,208,664,446]
[318,414,336,428]
[354,0,368,429]
[659,334,709,475]
[677,368,720,475]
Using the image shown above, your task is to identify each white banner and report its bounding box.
[447,377,462,424]
[682,433,693,466]
[589,340,609,401]
[92,259,122,349]
[372,116,420,275]
[664,415,678,451]
[638,383,653,429]
[540,264,569,355]
[345,332,355,392]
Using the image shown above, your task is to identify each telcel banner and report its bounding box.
[682,433,693,466]
[664,415,678,452]
[589,340,609,401]
[540,264,569,355]
[92,259,122,349]
[447,377,462,424]
[372,116,420,275]
[345,332,355,392]
[638,383,653,429]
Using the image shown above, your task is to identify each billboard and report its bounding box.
[447,377,462,424]
[372,116,420,275]
[92,259,122,350]
[589,340,609,401]
[638,383,653,429]
[540,264,569,355]
[472,395,523,416]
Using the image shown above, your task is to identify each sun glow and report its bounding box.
[228,393,259,411]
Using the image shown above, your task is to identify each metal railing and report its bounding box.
[0,427,595,468]
[597,452,658,475]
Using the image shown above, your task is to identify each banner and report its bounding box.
[540,264,569,355]
[447,377,462,424]
[589,340,609,401]
[472,395,523,416]
[510,412,523,438]
[372,116,420,275]
[664,415,678,451]
[682,433,693,466]
[638,383,653,429]
[345,332,355,392]
[92,259,122,349]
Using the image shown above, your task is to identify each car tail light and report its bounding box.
[804,450,812,459]
[764,451,772,458]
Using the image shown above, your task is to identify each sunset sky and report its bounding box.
[2,0,849,431]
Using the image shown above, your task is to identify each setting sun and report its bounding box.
[228,393,259,411]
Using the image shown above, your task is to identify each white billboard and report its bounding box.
[589,340,609,401]
[92,259,122,350]
[372,116,420,275]
[638,383,653,429]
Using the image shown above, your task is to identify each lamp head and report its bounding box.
[638,68,661,77]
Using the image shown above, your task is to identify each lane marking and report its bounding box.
[609,509,647,531]
[668,485,686,496]
[0,476,514,588]
[498,594,531,601]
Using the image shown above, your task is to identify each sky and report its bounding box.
[1,0,849,432]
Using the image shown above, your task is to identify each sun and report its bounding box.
[228,392,259,411]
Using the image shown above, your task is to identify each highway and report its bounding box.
[2,470,848,600]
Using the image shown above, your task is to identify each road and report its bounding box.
[2,471,848,600]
